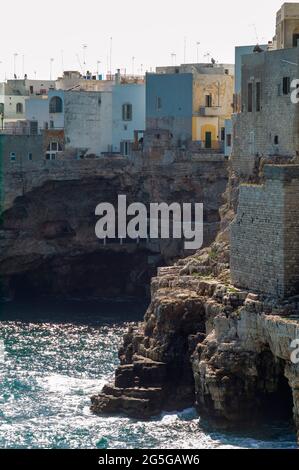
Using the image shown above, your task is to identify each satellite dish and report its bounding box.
[211,58,216,65]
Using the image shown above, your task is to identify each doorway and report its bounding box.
[205,131,212,149]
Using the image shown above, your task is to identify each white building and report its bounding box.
[25,79,146,157]
[0,79,55,126]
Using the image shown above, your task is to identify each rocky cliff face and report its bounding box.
[0,159,227,300]
[91,240,299,443]
[91,154,299,444]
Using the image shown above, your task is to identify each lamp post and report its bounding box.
[50,58,54,80]
[196,42,200,63]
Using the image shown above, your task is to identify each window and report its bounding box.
[49,96,63,113]
[226,134,232,147]
[0,103,4,114]
[120,140,131,156]
[28,153,33,161]
[156,97,162,110]
[16,102,23,114]
[50,120,54,129]
[256,82,261,112]
[283,77,291,95]
[122,103,132,121]
[221,127,225,141]
[29,86,34,94]
[30,121,38,135]
[247,83,253,112]
[9,152,16,162]
[274,135,279,145]
[46,141,62,160]
[205,94,213,107]
[46,153,56,161]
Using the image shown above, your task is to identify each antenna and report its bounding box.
[61,50,64,74]
[132,56,135,76]
[13,53,18,78]
[250,23,259,43]
[82,44,88,70]
[184,37,187,63]
[171,53,176,66]
[110,37,113,77]
[204,52,211,63]
[76,54,84,74]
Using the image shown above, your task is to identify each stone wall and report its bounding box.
[232,47,299,179]
[230,165,299,298]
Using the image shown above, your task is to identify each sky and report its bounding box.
[0,0,294,81]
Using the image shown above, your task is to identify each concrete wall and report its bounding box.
[146,73,193,143]
[112,83,145,153]
[64,91,112,156]
[230,165,299,298]
[0,134,44,168]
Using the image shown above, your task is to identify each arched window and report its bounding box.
[16,102,23,114]
[49,96,63,114]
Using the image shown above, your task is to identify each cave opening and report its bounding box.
[257,351,294,424]
[8,250,159,301]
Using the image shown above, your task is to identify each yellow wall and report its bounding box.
[192,116,218,142]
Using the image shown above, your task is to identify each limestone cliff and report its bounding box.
[91,157,299,445]
[0,158,227,299]
[91,241,299,443]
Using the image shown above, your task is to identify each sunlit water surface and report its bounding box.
[0,300,297,449]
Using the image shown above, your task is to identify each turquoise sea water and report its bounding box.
[0,300,297,449]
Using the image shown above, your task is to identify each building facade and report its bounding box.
[146,63,234,151]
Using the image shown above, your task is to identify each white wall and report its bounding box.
[25,90,65,130]
[64,91,112,156]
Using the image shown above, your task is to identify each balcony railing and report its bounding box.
[189,140,224,153]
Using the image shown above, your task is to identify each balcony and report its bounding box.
[196,106,222,117]
[189,140,224,153]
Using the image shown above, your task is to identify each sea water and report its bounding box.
[0,300,297,449]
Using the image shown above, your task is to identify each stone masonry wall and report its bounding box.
[230,165,299,298]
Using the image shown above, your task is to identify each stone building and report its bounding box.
[274,2,299,49]
[145,63,234,152]
[231,165,299,298]
[232,3,299,179]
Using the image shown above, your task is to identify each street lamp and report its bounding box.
[196,42,200,63]
[50,58,54,80]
